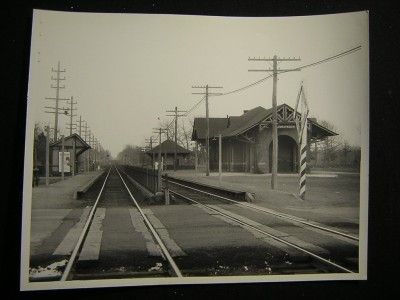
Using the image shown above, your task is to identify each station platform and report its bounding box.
[29,170,104,260]
[31,171,104,209]
[164,169,361,233]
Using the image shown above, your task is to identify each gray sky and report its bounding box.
[27,10,369,157]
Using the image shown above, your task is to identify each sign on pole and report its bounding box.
[59,151,71,173]
[295,82,309,200]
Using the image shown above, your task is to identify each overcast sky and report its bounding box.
[27,10,369,157]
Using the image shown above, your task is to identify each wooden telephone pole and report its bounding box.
[77,116,84,137]
[192,85,223,176]
[166,106,187,171]
[249,55,300,189]
[83,124,89,172]
[145,136,155,169]
[153,128,168,192]
[44,61,69,142]
[65,96,77,135]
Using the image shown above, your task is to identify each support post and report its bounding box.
[195,141,198,173]
[61,135,65,180]
[191,85,223,176]
[158,128,162,192]
[45,126,50,186]
[72,138,76,176]
[174,107,177,171]
[218,134,222,184]
[205,85,210,176]
[271,56,278,189]
[164,173,170,205]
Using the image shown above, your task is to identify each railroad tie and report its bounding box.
[142,209,186,257]
[53,207,91,256]
[78,208,106,261]
[129,209,163,257]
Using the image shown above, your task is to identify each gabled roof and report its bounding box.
[50,133,91,149]
[192,103,338,140]
[192,118,229,140]
[220,105,278,137]
[146,139,191,155]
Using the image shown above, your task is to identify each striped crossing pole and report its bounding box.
[299,118,307,199]
[295,81,309,200]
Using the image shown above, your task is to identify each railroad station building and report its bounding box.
[49,133,91,175]
[146,139,193,170]
[192,103,337,173]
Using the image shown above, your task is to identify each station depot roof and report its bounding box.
[50,133,91,154]
[146,139,191,155]
[192,103,338,141]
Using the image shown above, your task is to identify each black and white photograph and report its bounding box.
[20,8,369,291]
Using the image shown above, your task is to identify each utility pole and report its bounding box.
[83,123,89,172]
[44,61,69,142]
[249,55,300,189]
[94,138,98,169]
[65,96,77,135]
[88,132,94,171]
[146,136,156,192]
[145,136,155,168]
[166,106,187,171]
[192,85,223,176]
[87,130,92,172]
[77,116,84,137]
[153,128,168,192]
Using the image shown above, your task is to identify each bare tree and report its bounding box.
[160,119,174,141]
[179,118,193,150]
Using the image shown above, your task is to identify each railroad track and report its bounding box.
[57,166,183,281]
[164,176,359,273]
[29,167,358,281]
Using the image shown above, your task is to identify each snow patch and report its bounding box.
[29,259,68,278]
[148,262,163,272]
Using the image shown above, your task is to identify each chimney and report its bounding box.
[226,115,230,127]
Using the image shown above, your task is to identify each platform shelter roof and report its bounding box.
[146,139,191,155]
[50,133,91,155]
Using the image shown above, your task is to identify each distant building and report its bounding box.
[192,103,337,173]
[146,139,193,170]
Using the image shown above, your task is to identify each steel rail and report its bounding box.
[60,168,111,281]
[116,167,183,277]
[165,178,359,242]
[169,189,354,274]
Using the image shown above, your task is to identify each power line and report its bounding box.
[184,95,206,116]
[219,45,361,97]
[147,46,361,149]
[248,55,301,190]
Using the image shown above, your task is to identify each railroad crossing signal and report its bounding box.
[294,82,309,200]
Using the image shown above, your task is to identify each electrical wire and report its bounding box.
[219,45,362,97]
[148,45,362,140]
